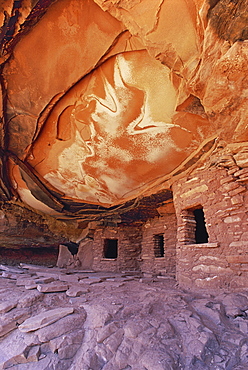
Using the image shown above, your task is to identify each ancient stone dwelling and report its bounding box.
[0,0,247,291]
[58,147,248,291]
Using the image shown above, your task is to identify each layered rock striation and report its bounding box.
[0,0,246,219]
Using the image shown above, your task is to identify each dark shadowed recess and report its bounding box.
[0,246,58,266]
[0,0,57,57]
[208,0,248,42]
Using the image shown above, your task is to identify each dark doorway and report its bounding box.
[62,241,79,256]
[154,234,165,258]
[103,239,118,259]
[193,208,209,244]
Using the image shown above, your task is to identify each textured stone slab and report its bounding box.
[59,274,79,283]
[97,322,119,343]
[36,312,86,342]
[57,244,73,268]
[20,263,45,270]
[18,307,74,332]
[237,176,248,183]
[37,282,69,293]
[25,283,38,290]
[1,272,19,279]
[0,265,24,274]
[139,278,154,284]
[180,185,208,198]
[0,329,39,369]
[229,241,248,247]
[68,297,88,305]
[34,271,61,279]
[0,320,18,339]
[16,277,35,286]
[6,354,52,369]
[226,255,248,264]
[49,330,83,359]
[79,277,103,285]
[195,276,219,288]
[66,286,89,297]
[102,281,125,288]
[224,216,241,223]
[0,309,30,337]
[0,300,18,314]
[34,277,55,284]
[18,290,44,308]
[20,264,62,274]
[25,346,40,362]
[192,264,231,274]
[182,243,219,248]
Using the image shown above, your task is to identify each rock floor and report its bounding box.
[0,264,248,369]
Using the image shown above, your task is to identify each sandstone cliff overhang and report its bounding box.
[0,0,247,221]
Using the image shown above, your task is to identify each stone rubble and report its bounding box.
[0,264,248,369]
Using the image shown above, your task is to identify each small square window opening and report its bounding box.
[154,234,165,258]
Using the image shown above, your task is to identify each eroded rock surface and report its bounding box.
[0,264,248,369]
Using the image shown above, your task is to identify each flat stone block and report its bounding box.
[0,329,40,368]
[181,185,208,199]
[2,272,18,279]
[192,264,231,274]
[16,278,35,286]
[0,265,24,274]
[195,276,219,288]
[34,277,55,284]
[229,187,246,197]
[37,282,69,293]
[233,168,248,177]
[237,176,248,183]
[79,278,102,285]
[220,176,235,185]
[25,283,38,290]
[0,301,17,314]
[34,271,61,279]
[227,255,248,263]
[182,243,219,248]
[19,307,74,332]
[59,274,79,283]
[18,290,44,308]
[66,286,89,297]
[224,216,241,223]
[36,312,85,342]
[229,241,248,247]
[0,309,30,337]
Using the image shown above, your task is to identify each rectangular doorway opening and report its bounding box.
[103,239,118,259]
[154,234,165,258]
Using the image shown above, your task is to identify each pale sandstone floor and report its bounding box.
[0,264,248,370]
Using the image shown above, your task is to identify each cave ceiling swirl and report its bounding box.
[0,0,247,221]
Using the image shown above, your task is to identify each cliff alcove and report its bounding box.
[0,0,248,368]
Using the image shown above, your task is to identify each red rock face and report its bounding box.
[1,0,248,215]
[22,50,211,206]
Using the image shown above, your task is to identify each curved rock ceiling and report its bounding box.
[0,0,247,218]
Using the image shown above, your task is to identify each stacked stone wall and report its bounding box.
[173,160,248,290]
[141,202,177,276]
[92,225,142,272]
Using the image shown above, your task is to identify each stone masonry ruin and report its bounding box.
[0,0,247,291]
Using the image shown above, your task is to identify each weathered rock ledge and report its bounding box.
[0,264,248,369]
